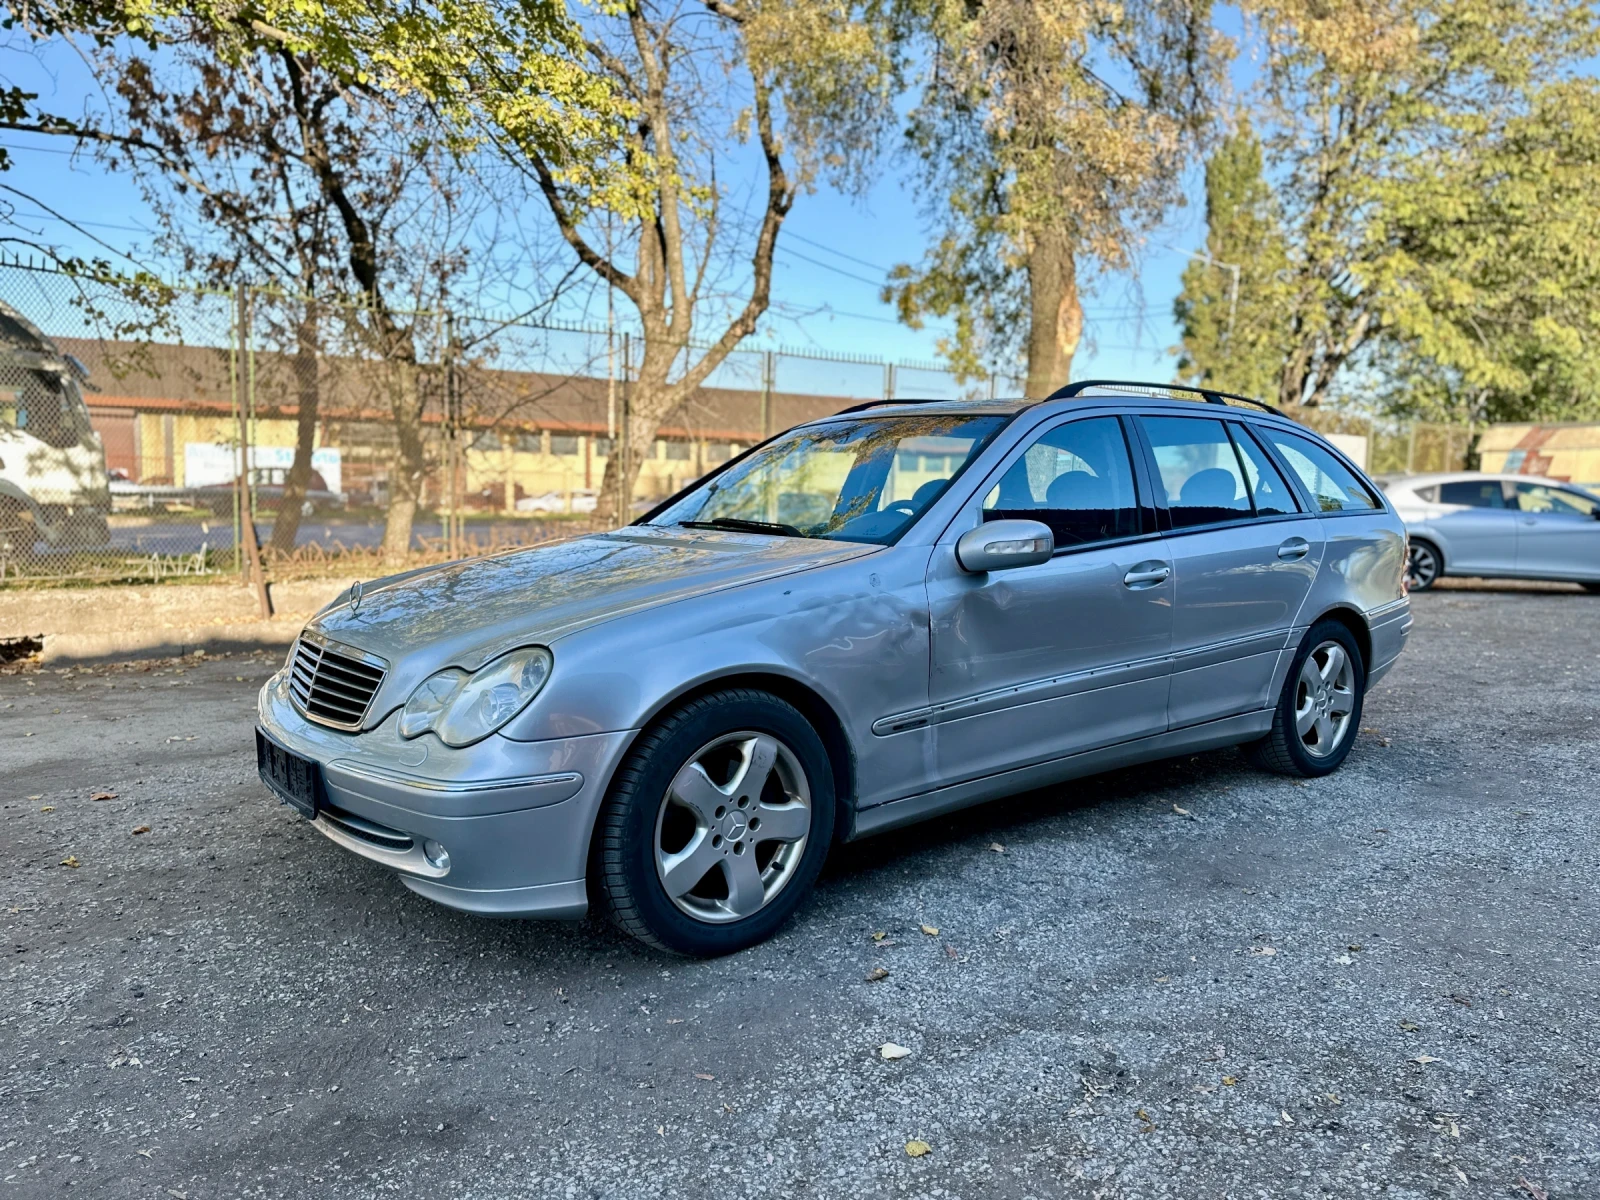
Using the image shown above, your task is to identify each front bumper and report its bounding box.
[256,668,637,918]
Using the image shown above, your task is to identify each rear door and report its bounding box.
[1134,414,1323,729]
[1509,481,1600,581]
[1430,479,1519,574]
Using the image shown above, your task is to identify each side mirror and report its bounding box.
[956,519,1054,573]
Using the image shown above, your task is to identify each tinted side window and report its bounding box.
[1511,482,1599,516]
[983,416,1140,548]
[1267,431,1380,512]
[1230,426,1299,517]
[1437,480,1506,508]
[1141,416,1252,529]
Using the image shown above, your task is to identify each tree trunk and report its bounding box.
[381,359,426,566]
[1024,229,1084,398]
[268,309,321,555]
[594,403,665,525]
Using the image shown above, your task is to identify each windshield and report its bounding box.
[647,412,1008,544]
[0,367,92,450]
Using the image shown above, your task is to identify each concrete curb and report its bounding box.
[42,620,302,665]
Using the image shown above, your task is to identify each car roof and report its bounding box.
[824,381,1293,426]
[1387,471,1577,489]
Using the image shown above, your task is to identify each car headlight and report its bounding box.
[399,646,553,747]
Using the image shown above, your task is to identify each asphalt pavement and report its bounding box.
[3,583,1598,1198]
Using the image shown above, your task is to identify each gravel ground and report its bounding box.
[3,583,1598,1199]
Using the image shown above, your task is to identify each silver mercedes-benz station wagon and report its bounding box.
[257,381,1411,955]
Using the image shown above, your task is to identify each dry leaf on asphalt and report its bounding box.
[919,924,939,936]
[1251,945,1277,956]
[1517,1178,1550,1200]
[865,967,890,983]
[1172,804,1194,818]
[132,826,150,836]
[693,1073,714,1081]
[904,1140,931,1157]
[1222,1075,1237,1086]
[60,856,79,868]
[27,794,40,801]
[987,843,1005,853]
[871,931,888,942]
[1399,1020,1421,1032]
[40,806,53,813]
[879,1043,911,1061]
[1411,1054,1440,1066]
[1334,954,1354,966]
[91,791,117,802]
[944,944,959,960]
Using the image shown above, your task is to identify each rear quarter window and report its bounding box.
[1266,431,1381,513]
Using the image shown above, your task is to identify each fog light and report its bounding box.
[422,839,450,871]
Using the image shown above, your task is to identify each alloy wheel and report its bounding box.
[1406,542,1439,591]
[1294,640,1356,759]
[652,731,812,924]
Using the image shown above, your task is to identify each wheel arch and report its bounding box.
[629,671,858,843]
[1311,605,1372,676]
[1407,532,1444,572]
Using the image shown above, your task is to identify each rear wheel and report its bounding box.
[592,689,835,956]
[1247,620,1365,777]
[1406,540,1441,591]
[1581,582,1600,595]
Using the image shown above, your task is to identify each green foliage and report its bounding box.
[1173,122,1293,401]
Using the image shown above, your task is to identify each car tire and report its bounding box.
[1581,582,1600,595]
[1406,539,1441,591]
[591,689,836,956]
[1246,619,1366,778]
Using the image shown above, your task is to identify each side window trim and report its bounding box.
[1227,420,1303,515]
[963,410,1159,556]
[1238,421,1318,515]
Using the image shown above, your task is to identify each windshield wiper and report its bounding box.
[678,517,807,538]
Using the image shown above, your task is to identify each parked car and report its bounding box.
[197,467,346,518]
[1383,472,1600,591]
[256,382,1411,955]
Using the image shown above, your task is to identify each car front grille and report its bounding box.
[288,635,387,730]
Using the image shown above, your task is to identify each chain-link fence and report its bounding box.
[1,256,1485,587]
[0,257,1024,585]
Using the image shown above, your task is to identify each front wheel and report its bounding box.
[1247,620,1366,777]
[1581,581,1600,595]
[591,689,835,956]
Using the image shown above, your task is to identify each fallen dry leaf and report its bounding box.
[91,791,117,802]
[1399,1020,1421,1032]
[865,967,890,983]
[987,842,1005,853]
[944,944,959,960]
[1172,804,1193,818]
[1348,943,1364,952]
[1411,1054,1440,1066]
[1518,1179,1549,1200]
[693,1073,714,1081]
[1222,1075,1238,1086]
[871,931,888,942]
[919,924,939,937]
[904,1140,931,1158]
[879,1043,912,1061]
[40,806,54,813]
[60,856,80,868]
[1334,954,1354,966]
[27,794,41,801]
[1251,945,1277,957]
[132,825,150,836]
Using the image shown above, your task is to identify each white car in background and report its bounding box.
[1383,472,1600,592]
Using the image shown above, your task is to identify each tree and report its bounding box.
[1176,0,1600,411]
[886,0,1226,396]
[1173,121,1293,400]
[3,0,621,561]
[475,0,899,520]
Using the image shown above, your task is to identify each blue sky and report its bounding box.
[0,28,1217,389]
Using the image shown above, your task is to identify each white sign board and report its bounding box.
[1325,433,1369,471]
[185,443,342,493]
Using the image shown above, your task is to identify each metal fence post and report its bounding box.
[618,332,631,523]
[231,283,244,578]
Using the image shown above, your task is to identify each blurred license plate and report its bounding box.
[255,728,320,818]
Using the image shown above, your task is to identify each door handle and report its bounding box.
[1277,537,1311,560]
[1123,562,1171,589]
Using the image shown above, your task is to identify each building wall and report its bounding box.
[1479,423,1600,486]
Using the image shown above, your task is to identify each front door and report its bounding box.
[1509,481,1600,580]
[1137,416,1326,728]
[925,414,1173,786]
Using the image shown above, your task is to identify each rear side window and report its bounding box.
[1140,416,1253,528]
[1437,480,1506,508]
[1266,431,1380,512]
[1230,426,1299,517]
[983,416,1141,548]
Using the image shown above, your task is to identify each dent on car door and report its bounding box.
[1509,482,1600,580]
[923,414,1173,787]
[1136,416,1324,728]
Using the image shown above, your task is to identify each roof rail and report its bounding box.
[834,396,971,415]
[1047,379,1281,416]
